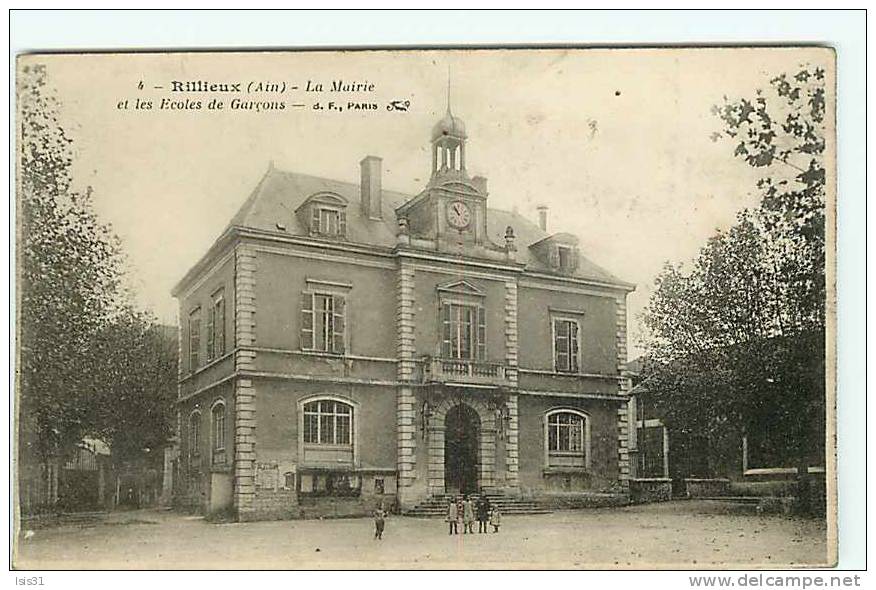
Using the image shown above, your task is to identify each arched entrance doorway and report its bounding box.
[444,404,480,495]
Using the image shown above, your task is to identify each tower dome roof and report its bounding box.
[431,109,467,140]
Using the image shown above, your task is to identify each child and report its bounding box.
[463,495,475,534]
[490,506,501,533]
[446,497,459,535]
[373,504,387,540]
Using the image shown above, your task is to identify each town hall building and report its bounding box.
[171,103,636,520]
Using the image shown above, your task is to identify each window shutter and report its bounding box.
[549,246,560,269]
[311,207,320,234]
[476,306,486,360]
[216,298,225,356]
[300,292,314,350]
[570,321,580,372]
[339,210,347,237]
[332,296,346,354]
[205,306,214,360]
[441,303,452,358]
[571,247,580,272]
[554,319,567,372]
[189,311,200,370]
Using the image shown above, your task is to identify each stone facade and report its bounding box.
[171,105,635,520]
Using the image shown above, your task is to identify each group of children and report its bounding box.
[446,494,501,535]
[371,494,502,540]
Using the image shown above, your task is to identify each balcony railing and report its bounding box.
[422,357,511,387]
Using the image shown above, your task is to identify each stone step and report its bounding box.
[405,491,553,517]
[405,509,552,518]
[699,496,778,504]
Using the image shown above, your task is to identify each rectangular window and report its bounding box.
[557,245,571,270]
[301,292,346,354]
[440,302,485,360]
[553,317,580,373]
[207,289,225,361]
[188,308,201,371]
[319,208,340,235]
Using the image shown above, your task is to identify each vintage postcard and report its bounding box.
[13,47,836,569]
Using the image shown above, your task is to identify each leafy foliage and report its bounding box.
[91,313,178,463]
[17,64,177,476]
[18,63,124,460]
[642,67,827,475]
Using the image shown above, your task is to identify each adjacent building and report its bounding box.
[172,104,636,520]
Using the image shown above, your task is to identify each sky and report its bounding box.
[30,48,831,358]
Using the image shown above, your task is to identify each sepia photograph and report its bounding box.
[12,43,838,570]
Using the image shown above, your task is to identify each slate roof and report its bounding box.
[223,165,632,288]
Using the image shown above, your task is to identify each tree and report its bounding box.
[17,63,179,510]
[92,311,178,465]
[642,67,827,497]
[17,63,124,467]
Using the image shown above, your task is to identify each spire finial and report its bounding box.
[447,64,452,114]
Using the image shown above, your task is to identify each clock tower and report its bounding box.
[397,99,505,258]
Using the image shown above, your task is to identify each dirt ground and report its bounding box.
[14,500,829,570]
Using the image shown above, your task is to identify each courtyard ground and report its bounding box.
[14,500,829,570]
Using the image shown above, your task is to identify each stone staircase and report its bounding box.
[404,491,551,518]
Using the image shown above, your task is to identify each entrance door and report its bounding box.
[444,404,480,495]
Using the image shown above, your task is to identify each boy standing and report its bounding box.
[463,496,475,534]
[446,497,459,535]
[373,504,387,540]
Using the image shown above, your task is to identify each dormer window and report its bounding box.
[296,192,348,239]
[550,243,579,273]
[529,233,580,275]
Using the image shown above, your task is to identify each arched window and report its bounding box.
[303,399,353,445]
[299,397,357,466]
[212,401,226,451]
[545,409,591,469]
[188,411,201,457]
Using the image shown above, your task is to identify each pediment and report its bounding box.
[434,181,483,198]
[529,232,579,249]
[436,279,485,296]
[295,191,348,213]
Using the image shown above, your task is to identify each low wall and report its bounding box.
[239,488,299,522]
[527,492,630,510]
[684,478,730,498]
[298,495,398,519]
[630,478,672,503]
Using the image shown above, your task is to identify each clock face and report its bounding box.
[446,200,472,229]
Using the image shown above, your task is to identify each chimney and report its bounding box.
[472,175,488,196]
[537,205,549,232]
[360,156,383,220]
